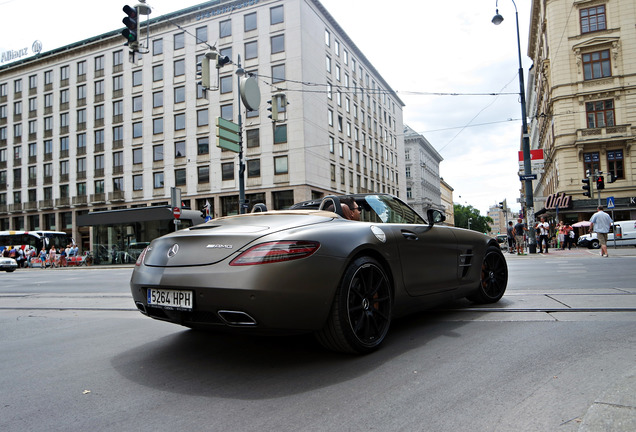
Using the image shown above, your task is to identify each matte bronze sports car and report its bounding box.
[130,194,508,354]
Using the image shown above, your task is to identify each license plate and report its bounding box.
[147,288,193,310]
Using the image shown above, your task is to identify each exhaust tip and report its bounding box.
[217,310,257,326]
[135,302,147,314]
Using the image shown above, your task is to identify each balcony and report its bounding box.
[90,193,106,204]
[108,191,125,202]
[39,199,54,209]
[23,201,37,211]
[8,203,22,212]
[55,197,71,208]
[72,195,87,206]
[576,124,633,143]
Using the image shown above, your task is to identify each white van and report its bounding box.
[578,220,636,248]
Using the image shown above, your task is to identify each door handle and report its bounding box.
[402,231,418,241]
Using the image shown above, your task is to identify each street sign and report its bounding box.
[216,117,241,153]
[607,196,615,209]
[519,174,537,181]
[173,207,181,219]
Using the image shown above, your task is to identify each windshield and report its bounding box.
[362,195,425,224]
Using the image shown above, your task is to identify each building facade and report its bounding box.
[403,125,443,218]
[440,177,455,226]
[527,0,636,225]
[0,0,405,251]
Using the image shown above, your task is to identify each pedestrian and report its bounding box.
[589,205,613,257]
[59,247,67,267]
[506,221,515,253]
[49,245,57,268]
[536,216,550,254]
[513,218,528,255]
[39,247,47,270]
[558,221,566,250]
[568,226,576,249]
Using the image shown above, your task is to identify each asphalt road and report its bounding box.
[1,253,635,432]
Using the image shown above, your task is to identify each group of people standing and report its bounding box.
[506,216,578,254]
[38,244,79,269]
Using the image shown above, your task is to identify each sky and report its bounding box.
[0,0,532,216]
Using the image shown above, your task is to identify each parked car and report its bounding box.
[578,220,636,248]
[0,257,18,272]
[130,194,508,354]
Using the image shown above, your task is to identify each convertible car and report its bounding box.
[130,194,508,354]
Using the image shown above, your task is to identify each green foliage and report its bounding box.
[454,203,493,233]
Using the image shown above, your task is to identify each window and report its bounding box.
[329,136,334,153]
[247,159,260,177]
[334,40,340,56]
[14,101,22,115]
[174,59,185,76]
[174,33,185,50]
[198,165,210,183]
[175,140,185,158]
[94,105,104,121]
[197,137,209,155]
[153,117,163,134]
[29,74,37,89]
[197,109,209,127]
[174,86,185,103]
[14,79,22,94]
[586,100,614,128]
[153,144,163,161]
[133,95,143,112]
[274,156,288,175]
[153,38,163,55]
[583,50,610,80]
[583,152,600,176]
[271,35,284,54]
[174,113,186,131]
[95,55,104,72]
[580,5,606,34]
[133,122,143,138]
[245,41,258,60]
[94,80,104,96]
[153,172,164,188]
[133,148,143,164]
[274,124,287,144]
[77,84,86,100]
[113,151,124,170]
[328,109,333,126]
[220,75,233,94]
[113,177,124,192]
[272,64,285,83]
[220,104,233,121]
[325,29,331,47]
[222,162,234,180]
[113,51,123,67]
[94,130,104,147]
[326,56,331,73]
[175,168,186,186]
[196,26,208,43]
[153,91,163,108]
[77,157,86,174]
[113,101,123,117]
[60,89,70,104]
[153,64,163,82]
[246,129,259,148]
[60,65,70,82]
[77,133,86,151]
[133,174,143,191]
[220,19,232,38]
[60,112,69,128]
[132,69,143,86]
[607,150,624,180]
[270,5,284,24]
[113,75,123,92]
[94,179,105,194]
[244,12,257,31]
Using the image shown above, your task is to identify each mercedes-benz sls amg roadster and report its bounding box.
[130,194,508,354]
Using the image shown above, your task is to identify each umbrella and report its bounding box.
[572,221,591,227]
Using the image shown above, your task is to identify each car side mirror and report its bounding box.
[426,209,446,227]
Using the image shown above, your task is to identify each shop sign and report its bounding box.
[545,192,572,210]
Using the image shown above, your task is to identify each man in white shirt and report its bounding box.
[589,205,613,257]
[536,217,550,254]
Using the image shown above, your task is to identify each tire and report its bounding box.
[316,256,392,354]
[467,246,508,304]
[590,240,600,249]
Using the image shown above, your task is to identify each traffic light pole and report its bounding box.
[236,54,246,215]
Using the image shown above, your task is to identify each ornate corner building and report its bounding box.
[527,0,636,222]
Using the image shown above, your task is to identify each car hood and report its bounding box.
[143,212,334,267]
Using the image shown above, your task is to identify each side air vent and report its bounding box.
[459,249,474,278]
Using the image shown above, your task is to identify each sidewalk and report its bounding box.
[505,245,636,258]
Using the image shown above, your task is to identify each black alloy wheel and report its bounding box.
[467,246,508,304]
[316,256,392,354]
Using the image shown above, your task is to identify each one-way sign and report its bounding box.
[519,174,537,181]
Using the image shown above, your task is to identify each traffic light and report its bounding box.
[196,57,211,89]
[582,178,591,197]
[216,54,231,68]
[267,98,278,122]
[596,175,605,190]
[498,201,504,209]
[122,5,139,51]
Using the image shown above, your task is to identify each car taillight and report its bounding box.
[229,241,320,266]
[135,247,149,266]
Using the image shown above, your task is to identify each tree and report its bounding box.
[454,204,493,234]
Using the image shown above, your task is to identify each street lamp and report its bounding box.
[492,0,537,254]
[468,218,473,230]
